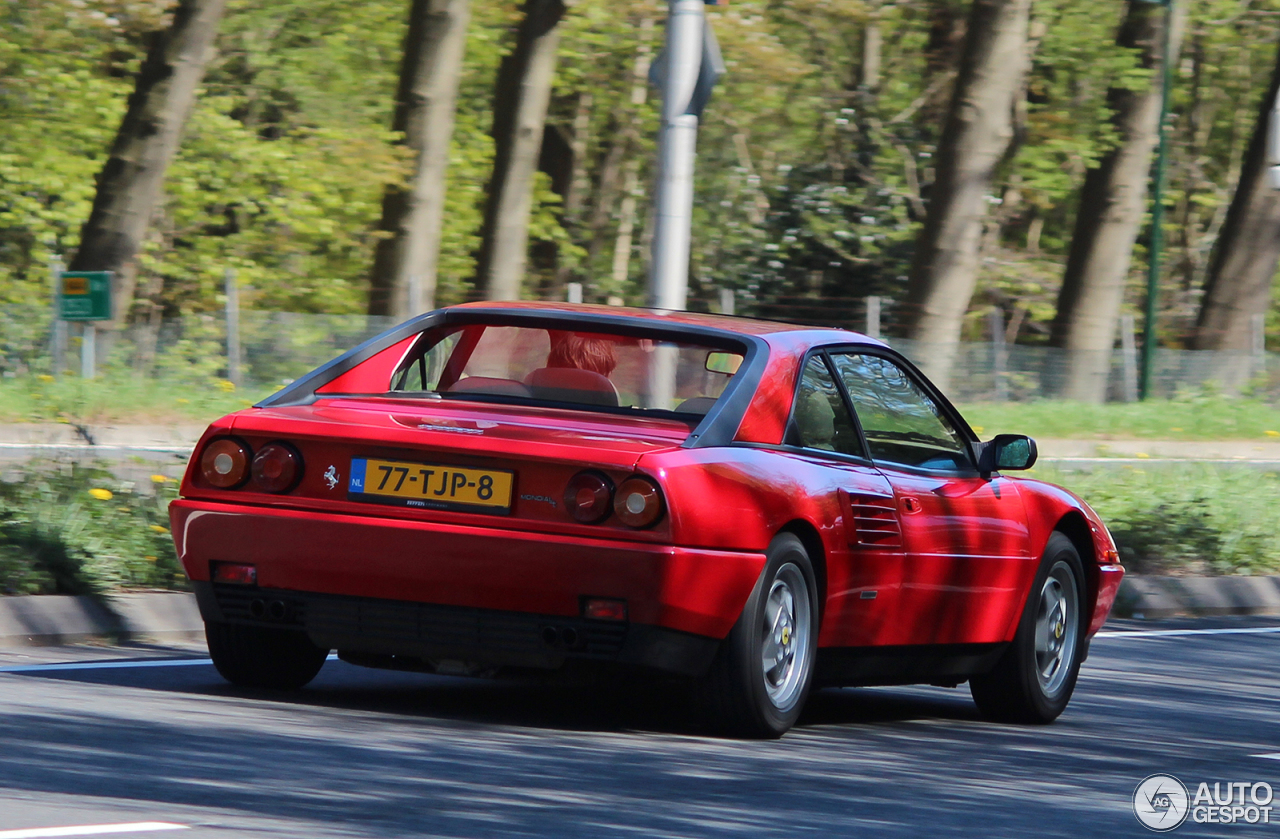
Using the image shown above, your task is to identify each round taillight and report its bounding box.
[614,476,664,528]
[200,437,251,489]
[564,471,614,524]
[251,442,303,493]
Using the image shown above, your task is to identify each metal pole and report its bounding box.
[224,267,242,387]
[81,323,95,379]
[49,256,66,375]
[566,282,583,304]
[865,295,881,339]
[646,0,704,312]
[718,287,735,316]
[989,307,1008,402]
[1120,314,1139,403]
[1140,0,1174,400]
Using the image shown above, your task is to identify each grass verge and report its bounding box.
[0,374,272,425]
[1031,463,1280,576]
[0,459,183,595]
[959,395,1280,441]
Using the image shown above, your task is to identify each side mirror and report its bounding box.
[705,351,742,375]
[977,434,1038,477]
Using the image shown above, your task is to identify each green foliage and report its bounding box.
[3,0,1280,341]
[0,460,183,595]
[1034,464,1280,575]
[959,393,1280,440]
[0,373,265,425]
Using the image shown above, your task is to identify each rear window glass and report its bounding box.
[390,324,744,414]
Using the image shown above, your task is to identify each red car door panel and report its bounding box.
[881,469,1032,646]
[829,350,1034,648]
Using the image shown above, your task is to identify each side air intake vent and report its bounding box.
[840,491,903,548]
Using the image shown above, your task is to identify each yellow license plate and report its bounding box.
[349,458,514,513]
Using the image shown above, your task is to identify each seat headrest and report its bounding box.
[526,368,619,407]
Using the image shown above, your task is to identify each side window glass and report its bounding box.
[787,356,863,458]
[392,331,461,392]
[831,353,972,471]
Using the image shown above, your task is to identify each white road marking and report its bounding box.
[1096,626,1280,639]
[1041,457,1280,465]
[1253,753,1280,761]
[0,444,190,454]
[0,653,338,675]
[0,659,212,674]
[0,823,188,838]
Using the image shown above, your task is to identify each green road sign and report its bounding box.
[58,271,112,321]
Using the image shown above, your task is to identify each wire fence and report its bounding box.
[1,302,1275,402]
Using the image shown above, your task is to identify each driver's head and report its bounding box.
[547,331,618,376]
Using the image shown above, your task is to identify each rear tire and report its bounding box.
[970,533,1086,723]
[699,533,819,738]
[206,621,329,690]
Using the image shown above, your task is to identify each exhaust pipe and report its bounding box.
[268,600,287,621]
[541,625,582,649]
[249,599,266,619]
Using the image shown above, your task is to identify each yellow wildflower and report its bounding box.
[149,524,169,534]
[217,379,236,392]
[36,374,54,383]
[176,397,190,404]
[88,488,113,501]
[1266,430,1280,438]
[972,426,985,434]
[1137,452,1150,459]
[151,474,169,484]
[144,556,158,563]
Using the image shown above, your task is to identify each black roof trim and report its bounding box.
[255,306,771,450]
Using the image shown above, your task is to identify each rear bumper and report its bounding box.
[171,499,766,670]
[193,581,720,676]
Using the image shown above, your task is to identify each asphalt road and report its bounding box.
[0,618,1276,839]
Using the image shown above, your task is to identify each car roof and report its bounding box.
[448,300,885,347]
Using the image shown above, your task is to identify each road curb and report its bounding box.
[0,591,202,648]
[0,574,1277,648]
[1114,574,1280,620]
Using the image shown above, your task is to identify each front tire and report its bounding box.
[700,533,819,738]
[206,621,329,690]
[970,532,1086,723]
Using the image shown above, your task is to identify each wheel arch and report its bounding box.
[1053,511,1098,629]
[777,519,827,622]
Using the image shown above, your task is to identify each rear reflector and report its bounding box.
[583,598,627,622]
[564,470,614,524]
[614,475,664,528]
[212,562,257,586]
[252,441,303,493]
[200,437,252,489]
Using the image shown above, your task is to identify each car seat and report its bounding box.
[526,368,620,407]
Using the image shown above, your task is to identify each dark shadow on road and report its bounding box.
[16,656,975,737]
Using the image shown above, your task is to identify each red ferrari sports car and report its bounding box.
[171,301,1123,737]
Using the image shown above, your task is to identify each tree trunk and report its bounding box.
[368,0,472,318]
[1191,38,1280,352]
[68,0,228,325]
[475,0,570,301]
[900,0,1032,387]
[1050,0,1185,402]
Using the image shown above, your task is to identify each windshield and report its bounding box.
[389,324,745,415]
